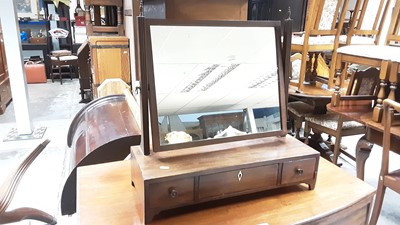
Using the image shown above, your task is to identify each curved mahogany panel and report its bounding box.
[62,95,141,215]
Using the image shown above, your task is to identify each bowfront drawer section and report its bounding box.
[281,158,316,184]
[199,164,279,199]
[148,177,194,208]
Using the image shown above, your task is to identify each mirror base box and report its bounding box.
[131,135,320,223]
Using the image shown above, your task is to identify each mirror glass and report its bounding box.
[147,21,285,150]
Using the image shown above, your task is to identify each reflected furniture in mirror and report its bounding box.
[304,67,379,165]
[369,99,400,225]
[0,139,56,225]
[131,18,320,223]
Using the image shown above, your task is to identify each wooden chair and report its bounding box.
[339,0,393,45]
[0,139,56,225]
[84,0,124,36]
[290,0,349,91]
[304,67,379,165]
[369,98,400,225]
[332,0,400,123]
[49,50,78,85]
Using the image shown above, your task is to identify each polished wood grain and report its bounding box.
[61,95,141,215]
[78,156,375,225]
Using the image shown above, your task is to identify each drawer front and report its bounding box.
[148,177,194,208]
[0,78,11,104]
[281,158,316,184]
[199,164,278,199]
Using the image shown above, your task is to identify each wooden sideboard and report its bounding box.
[0,22,11,115]
[86,36,131,98]
[78,148,375,224]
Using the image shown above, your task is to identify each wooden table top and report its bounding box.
[78,155,375,225]
[288,82,348,98]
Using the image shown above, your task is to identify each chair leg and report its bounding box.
[0,207,57,225]
[69,65,73,80]
[304,121,310,145]
[58,65,62,85]
[50,65,54,83]
[369,181,387,225]
[332,135,342,165]
[293,118,303,139]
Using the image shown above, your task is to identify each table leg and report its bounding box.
[355,135,373,180]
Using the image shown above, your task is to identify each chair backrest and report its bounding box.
[346,67,380,96]
[381,98,400,176]
[84,0,124,36]
[346,0,392,45]
[385,0,400,46]
[305,0,349,36]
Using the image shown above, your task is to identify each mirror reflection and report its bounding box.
[149,25,282,146]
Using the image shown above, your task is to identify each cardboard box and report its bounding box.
[25,62,47,84]
[29,37,47,44]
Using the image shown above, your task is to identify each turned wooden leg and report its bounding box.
[294,118,303,139]
[372,61,390,122]
[355,135,373,180]
[0,207,57,225]
[305,52,313,83]
[304,121,311,145]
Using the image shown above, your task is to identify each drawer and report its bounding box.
[199,164,279,199]
[0,78,11,103]
[281,158,316,184]
[148,177,194,208]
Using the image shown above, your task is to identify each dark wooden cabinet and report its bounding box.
[0,22,11,115]
[248,0,308,32]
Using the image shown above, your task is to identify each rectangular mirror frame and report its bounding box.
[142,18,288,152]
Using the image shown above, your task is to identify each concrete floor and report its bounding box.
[0,79,399,224]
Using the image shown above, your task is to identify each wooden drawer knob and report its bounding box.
[169,187,178,198]
[296,168,304,175]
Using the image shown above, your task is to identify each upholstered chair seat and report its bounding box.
[337,45,399,60]
[339,35,376,45]
[287,101,315,139]
[305,113,364,130]
[50,55,78,61]
[292,35,336,46]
